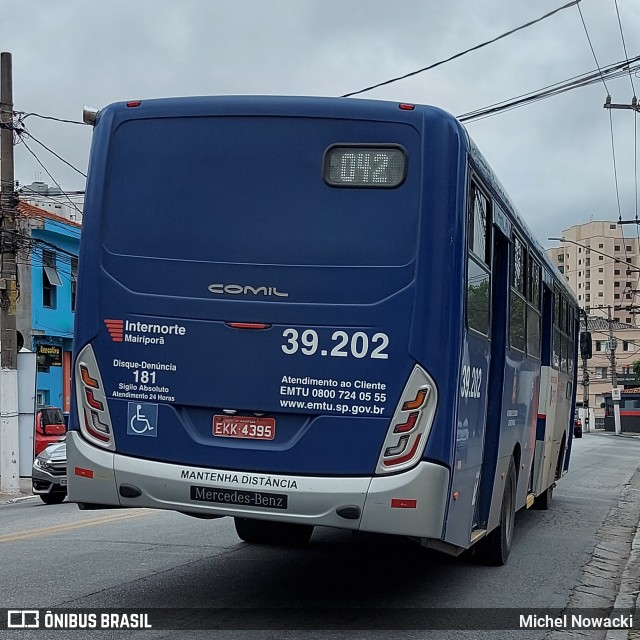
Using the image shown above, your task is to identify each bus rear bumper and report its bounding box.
[67,432,449,538]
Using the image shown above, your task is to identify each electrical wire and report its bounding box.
[576,2,610,95]
[458,55,640,123]
[341,0,582,98]
[16,111,85,126]
[19,139,84,217]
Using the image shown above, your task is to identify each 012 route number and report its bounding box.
[281,329,389,360]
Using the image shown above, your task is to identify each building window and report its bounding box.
[615,245,621,251]
[42,250,60,309]
[623,340,635,352]
[627,245,632,251]
[615,293,621,299]
[598,280,603,285]
[558,265,564,274]
[558,254,564,263]
[599,243,604,248]
[615,269,621,275]
[611,224,617,229]
[595,340,603,352]
[71,257,78,312]
[595,366,609,379]
[615,282,620,287]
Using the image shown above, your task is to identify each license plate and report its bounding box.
[213,415,275,440]
[59,478,67,486]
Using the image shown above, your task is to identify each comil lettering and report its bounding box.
[208,284,289,297]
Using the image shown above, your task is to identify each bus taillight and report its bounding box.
[376,365,437,474]
[75,344,115,451]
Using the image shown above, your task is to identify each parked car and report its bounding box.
[34,406,66,456]
[32,441,67,504]
[574,416,583,438]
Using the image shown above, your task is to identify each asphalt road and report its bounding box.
[1,431,639,640]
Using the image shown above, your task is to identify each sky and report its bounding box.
[1,0,639,248]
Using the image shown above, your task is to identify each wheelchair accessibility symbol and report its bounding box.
[127,402,158,437]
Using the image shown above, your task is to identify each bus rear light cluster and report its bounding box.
[376,365,438,474]
[75,344,115,451]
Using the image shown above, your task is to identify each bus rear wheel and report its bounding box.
[476,461,516,566]
[234,517,314,546]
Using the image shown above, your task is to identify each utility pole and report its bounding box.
[607,306,622,435]
[580,310,590,432]
[0,52,20,494]
[604,95,639,114]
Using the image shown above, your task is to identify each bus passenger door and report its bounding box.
[443,183,504,549]
[472,222,510,536]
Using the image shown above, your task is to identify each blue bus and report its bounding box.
[69,96,582,565]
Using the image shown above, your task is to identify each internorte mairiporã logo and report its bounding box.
[104,319,187,345]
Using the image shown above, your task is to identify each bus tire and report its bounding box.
[477,461,516,566]
[234,517,313,546]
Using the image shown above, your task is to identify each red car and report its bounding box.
[34,406,66,456]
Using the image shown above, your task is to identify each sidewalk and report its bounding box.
[0,477,36,504]
[598,429,640,640]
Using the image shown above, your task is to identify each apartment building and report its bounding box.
[547,221,640,425]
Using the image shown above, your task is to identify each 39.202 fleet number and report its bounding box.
[281,329,389,360]
[460,365,482,399]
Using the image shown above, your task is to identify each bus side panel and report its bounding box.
[442,332,489,548]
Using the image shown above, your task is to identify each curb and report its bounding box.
[605,501,640,640]
[0,493,37,504]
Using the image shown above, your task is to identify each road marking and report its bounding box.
[0,510,152,544]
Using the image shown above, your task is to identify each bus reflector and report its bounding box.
[75,467,94,479]
[85,389,104,411]
[376,364,437,474]
[127,101,142,108]
[225,322,272,330]
[76,344,115,451]
[393,412,418,433]
[402,388,428,411]
[399,103,415,111]
[80,365,99,389]
[391,499,417,508]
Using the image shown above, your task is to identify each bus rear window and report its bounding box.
[103,117,419,267]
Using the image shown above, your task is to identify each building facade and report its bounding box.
[17,202,80,415]
[548,221,640,425]
[19,181,84,224]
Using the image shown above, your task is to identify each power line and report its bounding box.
[613,0,636,97]
[575,2,609,95]
[341,0,582,98]
[15,111,85,126]
[18,139,84,216]
[18,128,87,178]
[458,55,640,123]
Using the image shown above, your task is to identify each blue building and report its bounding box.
[17,201,81,414]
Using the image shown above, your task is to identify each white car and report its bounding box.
[32,441,67,504]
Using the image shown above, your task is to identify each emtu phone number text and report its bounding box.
[281,329,389,359]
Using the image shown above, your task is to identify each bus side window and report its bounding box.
[466,181,491,335]
[509,234,526,352]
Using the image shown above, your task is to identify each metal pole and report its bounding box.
[608,306,622,435]
[581,310,590,432]
[0,52,20,493]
